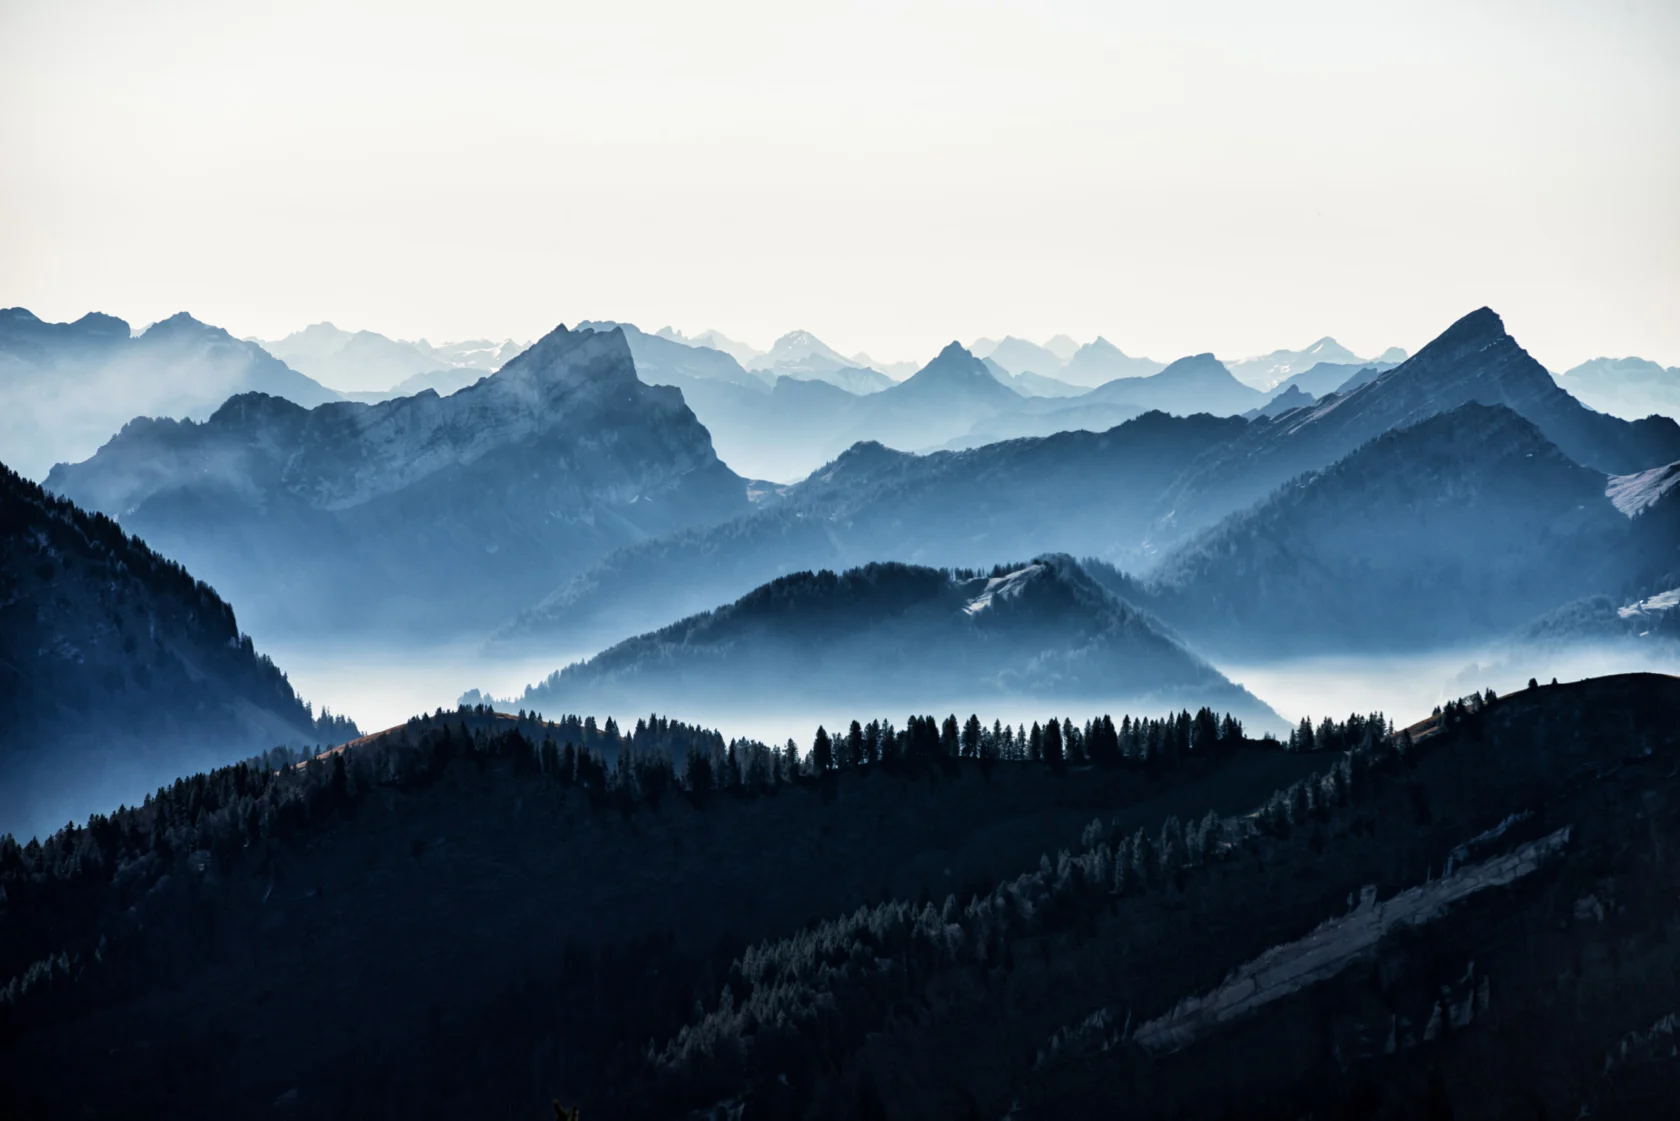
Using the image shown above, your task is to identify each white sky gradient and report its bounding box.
[2,0,1676,370]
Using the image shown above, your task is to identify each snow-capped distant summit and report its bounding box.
[656,326,765,368]
[748,329,894,394]
[257,322,529,393]
[1225,336,1366,391]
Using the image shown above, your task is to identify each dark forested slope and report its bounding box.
[513,556,1274,723]
[7,674,1674,1120]
[0,462,355,839]
[0,701,1317,1120]
[636,673,1680,1121]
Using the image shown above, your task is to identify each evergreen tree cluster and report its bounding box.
[799,706,1248,775]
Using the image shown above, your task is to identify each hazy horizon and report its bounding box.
[4,0,1678,372]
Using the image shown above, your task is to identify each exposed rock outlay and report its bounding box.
[1129,826,1571,1052]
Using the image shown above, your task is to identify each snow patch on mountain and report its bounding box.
[964,564,1045,615]
[1618,589,1680,620]
[1607,461,1680,518]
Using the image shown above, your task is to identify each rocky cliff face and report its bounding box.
[45,324,750,639]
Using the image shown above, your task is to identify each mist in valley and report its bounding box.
[267,636,1680,767]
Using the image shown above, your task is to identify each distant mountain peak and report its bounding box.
[897,342,1018,399]
[1152,353,1235,380]
[143,311,219,336]
[1044,334,1080,360]
[1435,306,1506,347]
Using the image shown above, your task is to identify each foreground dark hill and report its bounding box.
[7,675,1675,1119]
[1129,403,1640,656]
[636,673,1680,1120]
[0,308,340,480]
[0,701,1323,1119]
[45,323,750,638]
[497,412,1248,648]
[513,556,1275,724]
[0,463,354,840]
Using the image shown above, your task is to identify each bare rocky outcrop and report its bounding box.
[1129,826,1572,1052]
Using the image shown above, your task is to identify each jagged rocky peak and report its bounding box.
[913,340,985,376]
[487,320,642,398]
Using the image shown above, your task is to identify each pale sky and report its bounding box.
[2,0,1676,370]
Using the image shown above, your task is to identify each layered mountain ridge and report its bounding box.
[512,555,1275,724]
[499,308,1680,653]
[0,308,340,479]
[45,324,750,638]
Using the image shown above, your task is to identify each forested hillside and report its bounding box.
[0,697,1316,1118]
[0,462,355,838]
[6,675,1678,1118]
[514,557,1274,724]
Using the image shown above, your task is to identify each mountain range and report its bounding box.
[511,556,1276,725]
[976,334,1166,386]
[495,411,1251,649]
[747,329,896,394]
[255,322,529,393]
[0,309,340,480]
[44,324,749,640]
[1127,403,1648,656]
[654,325,765,367]
[622,329,1329,480]
[1224,337,1407,390]
[497,308,1680,656]
[1555,356,1680,421]
[0,462,355,838]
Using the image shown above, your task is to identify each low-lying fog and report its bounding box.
[267,639,1680,748]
